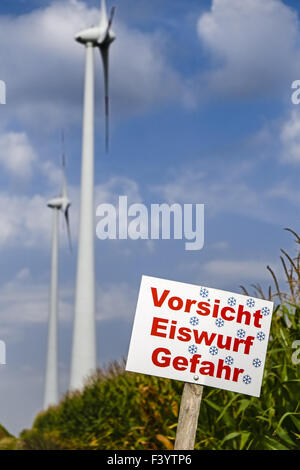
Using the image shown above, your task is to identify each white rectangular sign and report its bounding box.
[126,275,274,397]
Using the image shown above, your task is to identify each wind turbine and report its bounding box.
[70,0,116,391]
[44,136,72,410]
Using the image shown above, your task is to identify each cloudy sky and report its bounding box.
[0,0,300,435]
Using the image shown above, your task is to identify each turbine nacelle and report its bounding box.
[75,0,115,46]
[75,24,115,46]
[48,193,72,252]
[75,27,102,45]
[47,196,71,212]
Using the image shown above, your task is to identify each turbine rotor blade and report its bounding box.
[100,0,108,24]
[61,129,66,169]
[107,6,116,32]
[98,45,110,153]
[61,130,68,197]
[97,5,115,153]
[64,206,72,253]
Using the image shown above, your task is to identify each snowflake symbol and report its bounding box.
[225,356,234,366]
[237,328,246,339]
[243,374,252,385]
[200,287,209,298]
[215,318,225,327]
[261,306,270,317]
[190,316,199,326]
[188,344,198,355]
[257,331,266,342]
[252,358,262,368]
[209,346,218,356]
[227,297,236,307]
[246,298,255,308]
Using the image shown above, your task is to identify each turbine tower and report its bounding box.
[70,0,116,391]
[44,138,72,409]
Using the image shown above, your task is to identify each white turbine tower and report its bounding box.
[44,136,72,409]
[70,0,116,391]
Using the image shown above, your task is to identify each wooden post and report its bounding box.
[174,382,204,450]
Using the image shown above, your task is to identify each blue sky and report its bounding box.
[0,0,300,434]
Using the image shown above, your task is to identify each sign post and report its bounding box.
[126,275,274,449]
[174,382,203,450]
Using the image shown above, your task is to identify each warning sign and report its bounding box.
[126,275,274,397]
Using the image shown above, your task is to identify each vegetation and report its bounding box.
[0,424,19,450]
[0,424,10,440]
[1,228,300,450]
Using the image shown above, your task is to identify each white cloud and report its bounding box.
[0,0,187,130]
[177,254,284,294]
[0,269,54,325]
[150,156,300,227]
[280,108,300,164]
[210,240,229,251]
[0,193,51,248]
[0,267,135,330]
[0,172,144,251]
[266,179,300,205]
[197,0,300,97]
[95,175,142,207]
[0,132,37,179]
[40,159,65,189]
[150,162,281,224]
[204,259,272,281]
[96,282,137,322]
[200,258,285,294]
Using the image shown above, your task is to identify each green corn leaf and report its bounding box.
[221,432,241,446]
